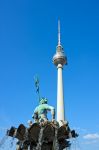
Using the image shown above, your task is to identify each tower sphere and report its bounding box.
[53,45,67,66]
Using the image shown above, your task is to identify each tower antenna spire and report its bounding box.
[58,19,61,46]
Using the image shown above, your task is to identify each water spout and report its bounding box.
[36,127,44,150]
[53,126,59,150]
[0,135,8,148]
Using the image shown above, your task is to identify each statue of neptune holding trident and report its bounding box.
[32,76,55,123]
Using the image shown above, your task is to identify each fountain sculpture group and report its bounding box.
[7,97,78,150]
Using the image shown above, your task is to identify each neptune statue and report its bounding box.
[33,97,55,123]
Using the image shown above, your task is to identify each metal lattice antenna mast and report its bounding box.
[58,19,61,46]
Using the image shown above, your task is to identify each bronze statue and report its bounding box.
[33,97,55,123]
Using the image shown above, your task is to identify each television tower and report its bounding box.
[53,20,67,126]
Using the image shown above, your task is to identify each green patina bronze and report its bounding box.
[33,77,55,123]
[33,97,55,122]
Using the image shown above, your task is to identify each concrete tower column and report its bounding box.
[53,20,67,126]
[57,64,65,122]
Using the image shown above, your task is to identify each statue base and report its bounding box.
[7,120,78,150]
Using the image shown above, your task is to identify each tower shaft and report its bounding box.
[57,64,65,122]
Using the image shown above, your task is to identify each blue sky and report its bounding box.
[0,0,99,149]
